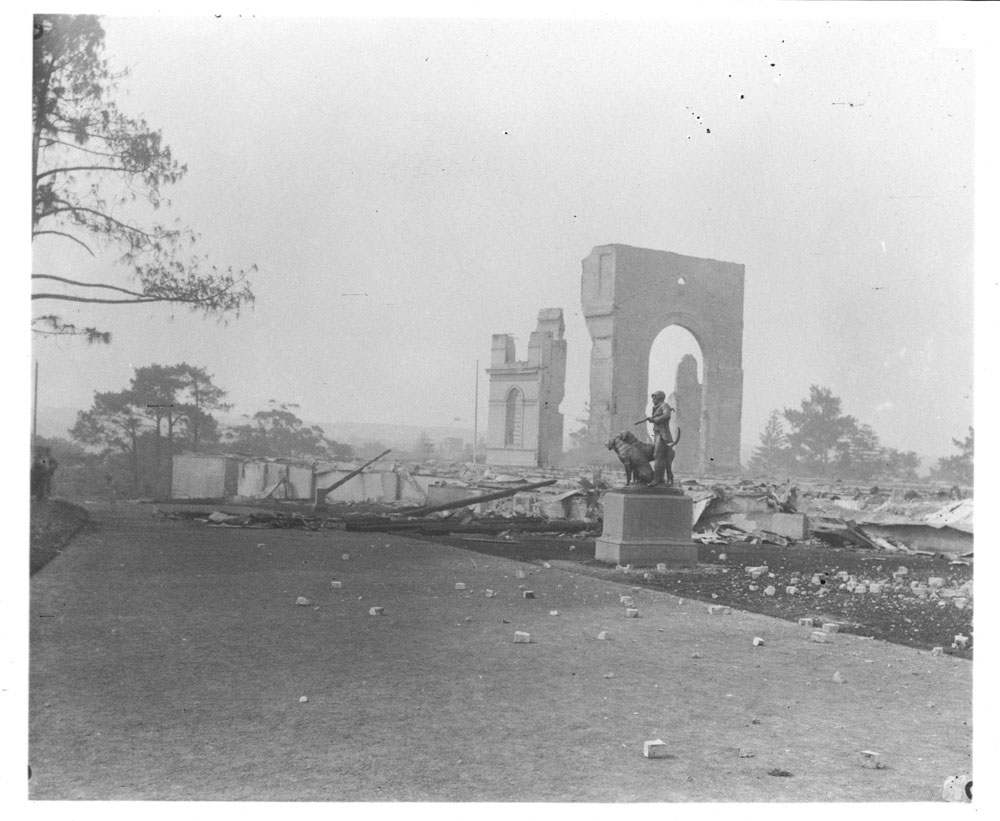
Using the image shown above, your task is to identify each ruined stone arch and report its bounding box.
[582,244,745,474]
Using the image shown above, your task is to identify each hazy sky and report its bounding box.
[28,7,984,465]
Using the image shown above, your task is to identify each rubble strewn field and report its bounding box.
[407,534,974,659]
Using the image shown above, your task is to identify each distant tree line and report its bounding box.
[749,385,972,485]
[40,363,353,499]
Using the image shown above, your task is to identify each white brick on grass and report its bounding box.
[597,631,609,640]
[454,583,467,590]
[549,610,559,616]
[516,570,526,579]
[859,750,884,769]
[811,631,829,643]
[764,586,776,596]
[625,608,640,618]
[752,637,765,647]
[485,589,496,598]
[822,623,840,633]
[797,618,814,628]
[330,581,342,589]
[931,646,945,656]
[620,596,635,607]
[643,740,670,759]
[785,586,797,595]
[342,554,350,561]
[513,631,531,643]
[708,605,731,615]
[543,562,552,569]
[657,563,668,572]
[928,577,945,588]
[295,597,312,606]
[853,585,867,595]
[368,607,384,616]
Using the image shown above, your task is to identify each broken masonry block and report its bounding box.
[620,596,635,607]
[368,606,384,616]
[330,581,342,589]
[514,631,531,643]
[913,587,929,599]
[832,671,845,683]
[549,610,559,616]
[953,634,969,649]
[953,597,967,609]
[707,605,731,615]
[643,739,670,759]
[657,563,668,572]
[853,585,867,595]
[785,586,797,595]
[454,583,467,590]
[643,573,652,581]
[859,750,884,769]
[798,618,814,628]
[516,570,526,579]
[931,647,945,656]
[896,566,908,576]
[543,562,552,569]
[942,774,972,802]
[927,577,945,588]
[811,631,829,643]
[295,597,313,606]
[299,696,308,703]
[597,631,609,640]
[868,584,882,594]
[625,608,640,618]
[745,565,768,574]
[748,585,759,592]
[822,623,840,633]
[752,637,765,646]
[677,598,685,605]
[764,586,776,596]
[523,590,535,599]
[342,554,350,561]
[485,589,496,598]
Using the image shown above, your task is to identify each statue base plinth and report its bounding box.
[595,487,697,568]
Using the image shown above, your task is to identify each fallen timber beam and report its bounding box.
[398,479,557,518]
[345,519,594,535]
[313,449,392,510]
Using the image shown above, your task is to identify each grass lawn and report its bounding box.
[28,502,972,801]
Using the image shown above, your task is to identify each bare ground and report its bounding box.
[28,502,972,802]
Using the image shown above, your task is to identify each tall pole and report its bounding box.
[32,361,39,454]
[473,359,479,464]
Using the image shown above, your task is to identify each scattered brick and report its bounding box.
[708,605,731,615]
[330,581,342,589]
[643,739,670,759]
[859,750,884,769]
[785,586,797,595]
[513,631,531,643]
[597,631,609,640]
[516,570,526,579]
[620,596,635,607]
[625,608,640,618]
[485,589,496,598]
[342,554,350,561]
[822,623,840,633]
[368,606,384,616]
[299,696,308,703]
[295,597,312,606]
[549,610,559,616]
[752,637,764,646]
[811,631,829,643]
[797,618,814,628]
[931,647,945,656]
[928,577,945,588]
[832,671,845,683]
[764,586,776,596]
[523,590,535,599]
[454,583,467,590]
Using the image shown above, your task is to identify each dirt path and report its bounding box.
[29,503,971,801]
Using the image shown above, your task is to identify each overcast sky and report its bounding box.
[27,6,986,465]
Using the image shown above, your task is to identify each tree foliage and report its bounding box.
[930,427,973,486]
[750,386,923,481]
[748,410,791,475]
[69,362,230,495]
[783,386,858,472]
[32,15,255,341]
[222,402,353,460]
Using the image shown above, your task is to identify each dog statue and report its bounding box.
[606,429,680,486]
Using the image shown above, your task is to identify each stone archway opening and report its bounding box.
[647,325,705,475]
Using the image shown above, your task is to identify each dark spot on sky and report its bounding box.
[740,94,745,99]
[706,128,711,134]
[770,63,776,67]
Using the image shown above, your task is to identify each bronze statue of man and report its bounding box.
[645,391,674,485]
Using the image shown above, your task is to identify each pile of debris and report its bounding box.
[160,509,340,531]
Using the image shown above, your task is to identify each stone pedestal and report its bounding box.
[595,487,697,567]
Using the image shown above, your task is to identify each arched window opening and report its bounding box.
[505,387,524,447]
